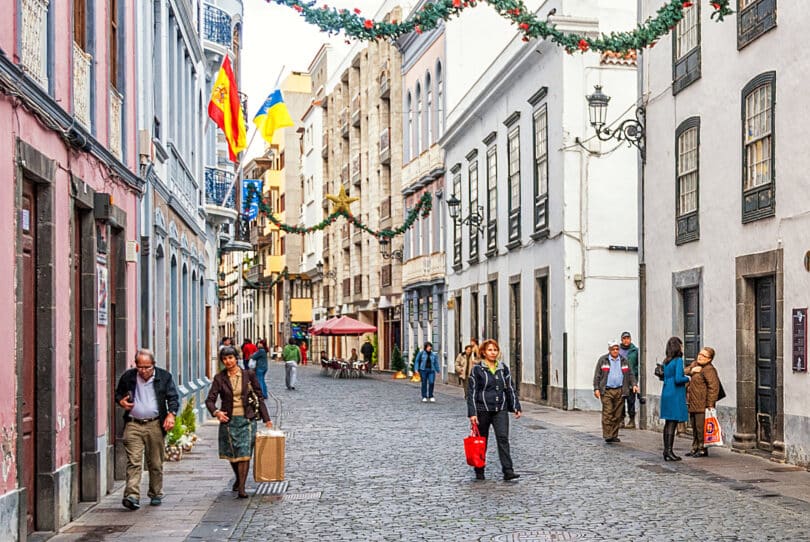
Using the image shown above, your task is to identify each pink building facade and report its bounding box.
[0,1,141,539]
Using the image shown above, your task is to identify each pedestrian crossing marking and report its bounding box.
[254,481,288,495]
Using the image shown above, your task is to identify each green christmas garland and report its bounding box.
[245,184,433,240]
[243,267,289,290]
[267,0,732,54]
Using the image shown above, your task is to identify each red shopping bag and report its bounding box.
[464,422,487,468]
[704,408,723,447]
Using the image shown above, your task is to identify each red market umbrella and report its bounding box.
[314,315,377,336]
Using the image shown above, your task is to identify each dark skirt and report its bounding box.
[218,415,257,462]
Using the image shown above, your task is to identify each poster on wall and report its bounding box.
[97,264,109,326]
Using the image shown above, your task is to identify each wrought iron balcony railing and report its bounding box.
[203,4,232,48]
[205,166,236,209]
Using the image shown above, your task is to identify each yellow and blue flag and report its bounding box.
[253,89,294,145]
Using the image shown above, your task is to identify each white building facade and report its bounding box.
[641,1,810,464]
[442,0,639,408]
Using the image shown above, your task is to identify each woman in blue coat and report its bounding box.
[660,336,691,461]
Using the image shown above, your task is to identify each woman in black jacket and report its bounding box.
[206,346,273,498]
[467,339,522,481]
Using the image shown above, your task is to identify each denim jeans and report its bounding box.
[475,409,514,474]
[256,368,268,398]
[420,369,435,398]
[285,362,297,389]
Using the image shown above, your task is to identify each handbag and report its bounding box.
[703,407,723,447]
[654,363,665,381]
[248,357,257,370]
[463,422,487,468]
[246,380,261,417]
[716,380,726,401]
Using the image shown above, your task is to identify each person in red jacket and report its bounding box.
[300,340,308,365]
[241,339,257,368]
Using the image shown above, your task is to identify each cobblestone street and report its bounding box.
[222,363,810,541]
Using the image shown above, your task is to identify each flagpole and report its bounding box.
[219,128,259,208]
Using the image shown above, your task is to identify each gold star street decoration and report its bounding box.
[325,185,359,215]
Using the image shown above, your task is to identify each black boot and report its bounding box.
[663,421,681,461]
[236,461,250,498]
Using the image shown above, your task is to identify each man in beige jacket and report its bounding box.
[454,344,475,399]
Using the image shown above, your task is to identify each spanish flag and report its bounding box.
[207,56,246,162]
[253,89,294,146]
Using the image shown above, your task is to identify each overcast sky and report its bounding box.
[240,0,386,160]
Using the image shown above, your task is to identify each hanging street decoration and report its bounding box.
[244,184,433,241]
[266,0,732,54]
[243,267,290,290]
[325,185,360,215]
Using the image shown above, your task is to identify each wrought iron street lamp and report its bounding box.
[316,260,336,279]
[585,85,645,159]
[446,193,485,236]
[378,238,403,261]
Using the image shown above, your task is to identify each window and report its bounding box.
[738,0,776,49]
[436,62,444,137]
[425,72,433,146]
[21,0,51,87]
[405,92,412,161]
[507,127,521,245]
[485,146,497,254]
[676,118,700,244]
[452,165,462,269]
[533,105,549,233]
[468,155,479,261]
[414,83,422,156]
[672,2,700,94]
[110,0,120,89]
[74,0,87,50]
[741,72,776,222]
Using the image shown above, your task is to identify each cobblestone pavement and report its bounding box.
[228,364,810,542]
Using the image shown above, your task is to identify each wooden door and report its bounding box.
[755,276,777,450]
[683,287,700,365]
[535,277,550,401]
[72,211,83,498]
[21,182,37,532]
[509,281,521,395]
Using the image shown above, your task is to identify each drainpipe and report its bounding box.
[637,0,648,430]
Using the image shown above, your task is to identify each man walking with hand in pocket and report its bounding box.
[593,340,638,443]
[115,349,179,510]
[282,337,301,390]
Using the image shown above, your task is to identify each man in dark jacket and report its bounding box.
[360,337,374,372]
[593,341,638,443]
[114,349,179,510]
[619,331,640,429]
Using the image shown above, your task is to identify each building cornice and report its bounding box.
[0,50,144,191]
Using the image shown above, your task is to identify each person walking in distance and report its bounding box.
[684,346,720,457]
[115,349,180,510]
[454,344,474,399]
[300,339,308,366]
[241,338,258,369]
[593,340,639,443]
[282,337,301,390]
[206,346,273,498]
[250,339,270,399]
[361,336,374,373]
[467,339,522,481]
[415,341,440,402]
[660,336,691,461]
[619,331,640,429]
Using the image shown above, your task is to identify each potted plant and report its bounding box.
[178,397,198,447]
[391,345,407,379]
[165,422,186,461]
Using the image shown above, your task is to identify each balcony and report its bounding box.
[379,127,390,164]
[204,166,238,224]
[351,93,361,126]
[351,155,361,186]
[109,88,123,159]
[379,73,390,99]
[73,43,92,128]
[340,108,349,139]
[321,133,328,158]
[247,263,264,283]
[21,0,49,87]
[221,216,252,252]
[203,4,232,48]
